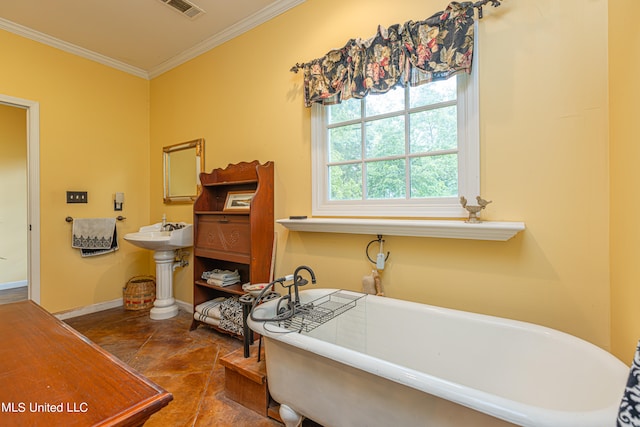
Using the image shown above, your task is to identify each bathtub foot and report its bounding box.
[279,404,303,427]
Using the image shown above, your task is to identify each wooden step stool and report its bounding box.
[220,344,271,417]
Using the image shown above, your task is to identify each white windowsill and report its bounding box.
[276,218,525,241]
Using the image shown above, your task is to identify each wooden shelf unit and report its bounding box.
[190,160,274,334]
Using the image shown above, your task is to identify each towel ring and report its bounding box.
[366,235,390,264]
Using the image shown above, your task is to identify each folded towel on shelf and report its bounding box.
[193,311,220,327]
[206,277,240,287]
[202,269,239,281]
[72,218,118,257]
[618,340,640,426]
[195,297,225,319]
[202,269,240,287]
[218,297,244,336]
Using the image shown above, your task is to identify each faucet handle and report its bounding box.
[295,277,309,287]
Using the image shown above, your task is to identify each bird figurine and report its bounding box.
[460,196,492,223]
[476,196,492,208]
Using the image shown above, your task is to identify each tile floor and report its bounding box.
[64,306,289,427]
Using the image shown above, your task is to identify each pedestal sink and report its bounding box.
[124,223,193,320]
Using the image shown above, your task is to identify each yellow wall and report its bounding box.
[4,0,636,360]
[151,0,614,350]
[610,0,640,364]
[0,104,27,284]
[0,30,152,312]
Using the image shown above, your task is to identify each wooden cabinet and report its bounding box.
[195,214,251,263]
[0,301,172,426]
[191,160,274,333]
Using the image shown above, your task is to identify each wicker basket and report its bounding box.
[123,275,156,310]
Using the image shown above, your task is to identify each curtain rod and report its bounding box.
[290,0,501,73]
[473,0,501,19]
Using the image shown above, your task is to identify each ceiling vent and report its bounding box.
[159,0,206,20]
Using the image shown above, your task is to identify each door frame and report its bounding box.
[1,94,40,303]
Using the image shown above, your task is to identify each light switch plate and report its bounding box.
[67,191,88,203]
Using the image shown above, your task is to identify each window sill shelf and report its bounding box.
[276,218,525,241]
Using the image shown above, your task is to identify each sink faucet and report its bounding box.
[161,215,185,232]
[293,265,316,306]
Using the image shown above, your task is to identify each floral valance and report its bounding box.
[291,1,500,107]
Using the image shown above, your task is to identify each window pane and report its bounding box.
[365,116,405,159]
[328,97,361,124]
[329,164,362,200]
[365,88,404,117]
[410,154,458,198]
[329,124,361,162]
[409,77,457,108]
[366,159,405,199]
[410,106,457,153]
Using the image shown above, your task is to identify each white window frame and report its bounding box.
[311,31,480,218]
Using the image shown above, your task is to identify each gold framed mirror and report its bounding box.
[163,138,204,203]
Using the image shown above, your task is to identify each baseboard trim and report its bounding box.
[55,298,124,320]
[176,299,193,313]
[0,280,28,291]
[54,298,193,320]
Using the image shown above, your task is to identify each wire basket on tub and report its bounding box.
[123,275,156,310]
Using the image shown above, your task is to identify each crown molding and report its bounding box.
[0,0,304,80]
[148,0,306,78]
[0,17,149,79]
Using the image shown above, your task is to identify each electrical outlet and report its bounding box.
[66,191,88,203]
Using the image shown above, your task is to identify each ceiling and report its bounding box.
[0,0,305,79]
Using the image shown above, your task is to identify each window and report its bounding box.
[312,71,479,218]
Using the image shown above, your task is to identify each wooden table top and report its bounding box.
[0,300,172,426]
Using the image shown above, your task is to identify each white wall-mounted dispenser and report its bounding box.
[114,192,124,211]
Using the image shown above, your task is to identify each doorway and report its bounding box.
[0,94,40,304]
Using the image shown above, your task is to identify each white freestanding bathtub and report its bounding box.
[248,289,628,427]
